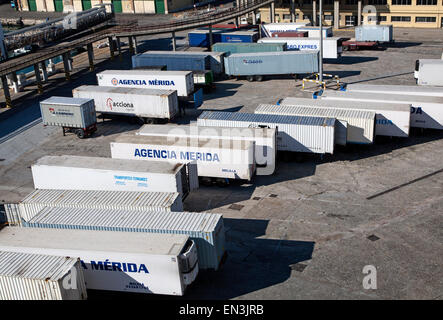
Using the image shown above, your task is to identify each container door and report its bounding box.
[187,162,199,191]
[53,0,63,12]
[28,0,37,11]
[82,0,92,10]
[155,0,165,14]
[180,166,190,198]
[112,0,122,13]
[335,120,348,146]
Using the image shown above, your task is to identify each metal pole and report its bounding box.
[208,25,213,50]
[172,31,176,51]
[319,0,323,83]
[34,64,43,94]
[1,75,12,108]
[87,43,94,71]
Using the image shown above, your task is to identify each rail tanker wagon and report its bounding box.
[258,37,342,59]
[344,84,443,97]
[40,97,97,139]
[4,189,183,227]
[23,207,226,271]
[137,124,277,174]
[131,52,211,72]
[96,70,194,97]
[281,97,411,137]
[197,111,336,154]
[110,135,256,181]
[224,51,319,81]
[255,103,375,145]
[0,227,199,296]
[211,42,287,55]
[320,91,443,130]
[31,155,199,199]
[72,86,179,122]
[0,251,87,300]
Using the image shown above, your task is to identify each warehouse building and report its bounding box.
[260,0,443,29]
[16,0,204,14]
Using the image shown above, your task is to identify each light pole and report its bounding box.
[319,0,323,84]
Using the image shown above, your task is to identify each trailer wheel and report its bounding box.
[76,129,86,139]
[144,118,155,124]
[255,75,263,82]
[246,75,255,82]
[215,178,229,187]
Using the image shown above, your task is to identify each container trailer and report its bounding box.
[223,51,319,81]
[414,59,443,86]
[72,86,179,123]
[137,124,277,174]
[110,134,256,182]
[258,37,342,59]
[0,251,87,300]
[131,52,211,72]
[355,25,393,42]
[272,31,308,38]
[40,97,97,139]
[96,70,194,97]
[295,26,333,38]
[23,207,226,271]
[280,96,411,137]
[4,189,183,226]
[187,29,226,47]
[211,42,287,55]
[220,31,258,43]
[261,22,311,37]
[319,91,443,130]
[255,103,376,145]
[31,155,198,199]
[344,83,443,97]
[0,227,199,296]
[197,111,336,154]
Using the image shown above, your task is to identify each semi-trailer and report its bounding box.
[294,26,333,38]
[355,25,393,42]
[23,206,226,271]
[0,227,199,296]
[343,83,443,97]
[272,31,308,38]
[260,22,311,37]
[220,31,258,43]
[414,59,443,86]
[110,134,256,183]
[211,42,287,55]
[319,91,443,130]
[72,86,179,124]
[197,111,336,154]
[31,155,199,199]
[4,189,183,226]
[131,52,211,72]
[40,97,97,139]
[280,96,411,137]
[223,51,319,82]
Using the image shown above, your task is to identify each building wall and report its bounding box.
[165,0,194,13]
[144,0,155,13]
[73,0,82,12]
[36,0,47,11]
[122,0,135,13]
[260,1,443,29]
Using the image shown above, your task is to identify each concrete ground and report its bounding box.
[0,26,442,300]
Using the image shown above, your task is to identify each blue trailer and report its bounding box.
[188,29,227,47]
[132,52,211,72]
[224,51,319,81]
[220,31,259,43]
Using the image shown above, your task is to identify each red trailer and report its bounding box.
[272,31,308,38]
[342,40,381,51]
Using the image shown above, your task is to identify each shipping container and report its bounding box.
[261,22,311,37]
[0,251,87,300]
[40,97,97,139]
[355,25,393,42]
[211,42,287,55]
[132,52,211,72]
[258,37,342,59]
[24,207,225,271]
[133,65,167,71]
[193,70,214,87]
[110,134,256,181]
[414,59,443,86]
[295,26,333,38]
[31,155,198,199]
[96,70,194,97]
[220,31,258,43]
[272,31,308,38]
[281,96,410,137]
[223,51,319,81]
[344,83,443,97]
[255,103,375,145]
[72,86,179,122]
[197,111,336,154]
[0,227,199,296]
[5,189,183,226]
[187,29,226,47]
[320,91,443,130]
[137,124,277,174]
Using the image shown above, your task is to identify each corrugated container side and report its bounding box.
[211,42,287,55]
[132,53,211,71]
[24,207,225,271]
[346,84,443,97]
[40,98,96,128]
[355,25,392,42]
[0,251,87,300]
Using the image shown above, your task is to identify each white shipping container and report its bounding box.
[110,134,256,181]
[96,70,194,97]
[137,124,277,174]
[72,86,179,120]
[197,111,336,154]
[31,155,198,198]
[414,59,443,86]
[255,103,375,145]
[295,26,333,38]
[281,97,410,137]
[345,84,443,97]
[5,189,183,226]
[0,227,199,296]
[258,37,342,59]
[0,251,87,300]
[261,22,311,37]
[320,91,443,130]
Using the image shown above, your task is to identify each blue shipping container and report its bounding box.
[188,29,226,47]
[220,31,259,43]
[132,52,211,71]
